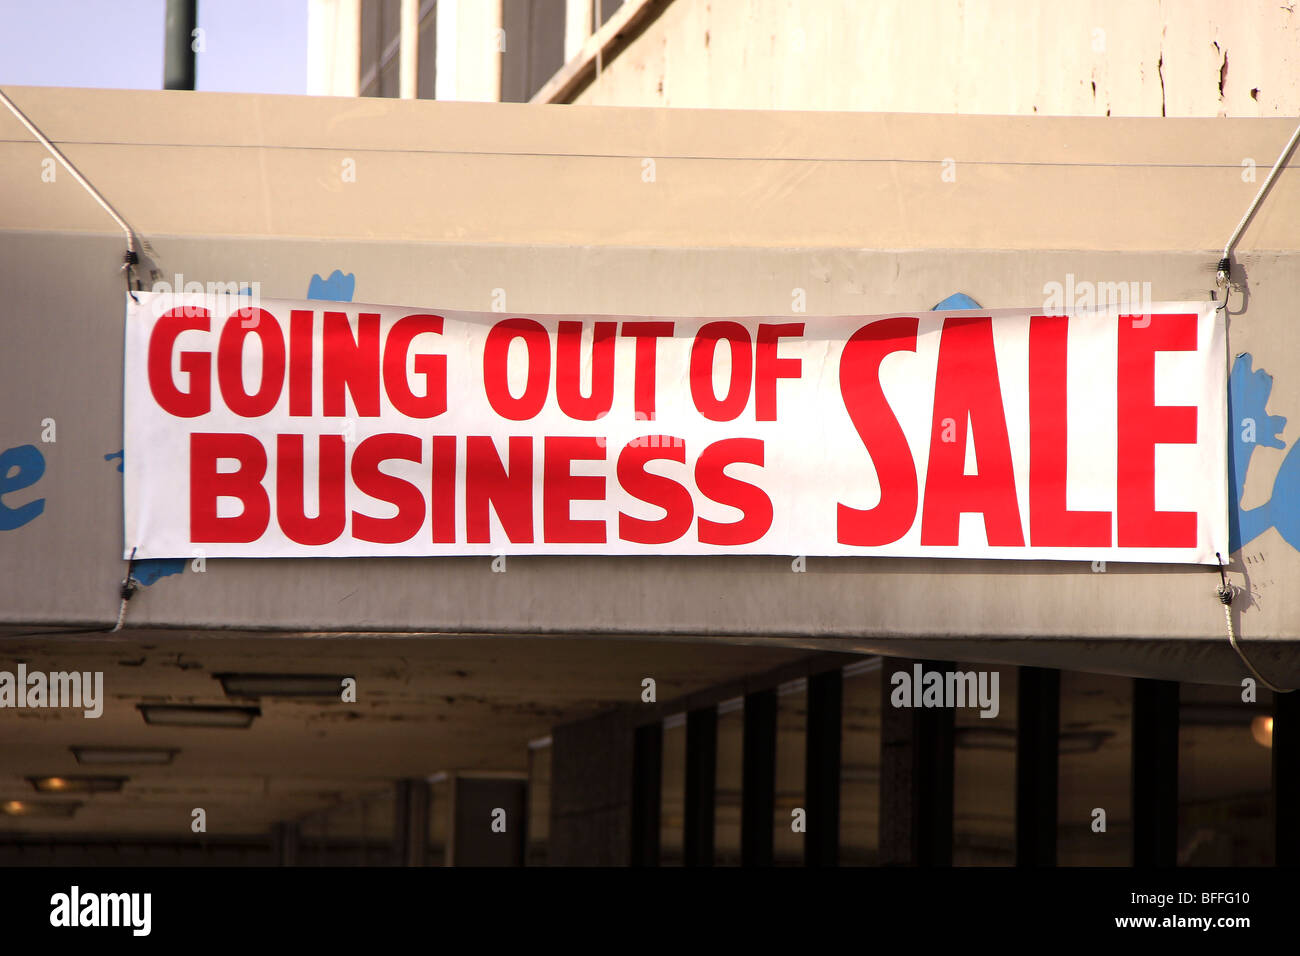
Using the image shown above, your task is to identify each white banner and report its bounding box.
[124,293,1227,563]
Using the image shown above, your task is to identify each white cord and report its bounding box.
[1218,584,1291,693]
[0,86,138,253]
[109,547,139,634]
[1218,119,1300,284]
[110,592,131,633]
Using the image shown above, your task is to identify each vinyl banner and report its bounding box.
[124,293,1227,563]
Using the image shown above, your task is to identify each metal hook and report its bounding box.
[1214,551,1232,603]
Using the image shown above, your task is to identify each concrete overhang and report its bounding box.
[1,87,1298,684]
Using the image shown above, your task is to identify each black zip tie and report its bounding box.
[112,546,140,633]
[1215,551,1232,604]
[1215,257,1231,288]
[123,250,140,303]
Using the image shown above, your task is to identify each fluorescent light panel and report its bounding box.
[214,673,349,699]
[71,747,178,766]
[27,776,126,794]
[955,727,1112,754]
[1,800,82,818]
[137,704,260,728]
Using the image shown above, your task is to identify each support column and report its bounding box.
[1275,688,1299,865]
[271,821,299,867]
[1131,678,1179,867]
[450,775,527,866]
[683,706,717,866]
[549,709,634,866]
[394,778,430,867]
[879,658,954,865]
[163,0,197,90]
[630,721,663,866]
[805,668,842,867]
[741,688,777,866]
[1016,667,1060,866]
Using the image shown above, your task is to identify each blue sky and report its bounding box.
[0,0,307,94]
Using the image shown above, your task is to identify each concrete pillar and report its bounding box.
[683,706,717,866]
[449,775,527,866]
[1276,688,1299,866]
[1016,667,1060,866]
[307,0,362,96]
[741,688,777,866]
[1132,678,1179,866]
[805,668,842,866]
[630,721,663,865]
[163,0,197,91]
[563,0,591,61]
[399,0,418,98]
[271,821,300,866]
[879,658,954,865]
[393,778,430,866]
[549,708,634,865]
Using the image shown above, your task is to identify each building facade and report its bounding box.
[1,1,1298,867]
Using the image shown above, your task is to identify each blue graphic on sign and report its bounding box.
[0,443,46,530]
[308,270,356,303]
[1228,353,1300,553]
[132,557,187,585]
[932,292,982,311]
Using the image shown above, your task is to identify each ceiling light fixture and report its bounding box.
[1180,703,1261,726]
[1,800,82,818]
[1252,715,1274,749]
[27,776,126,794]
[954,727,1112,754]
[137,704,260,728]
[213,673,350,699]
[70,747,178,766]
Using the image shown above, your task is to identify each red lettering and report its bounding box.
[621,322,674,421]
[695,438,771,545]
[755,323,803,421]
[217,310,285,418]
[288,309,314,416]
[1029,315,1111,546]
[1118,313,1198,547]
[383,314,447,419]
[690,322,752,421]
[148,307,211,418]
[837,317,919,546]
[190,432,269,542]
[920,316,1024,547]
[350,433,424,543]
[483,319,550,421]
[556,321,617,421]
[543,436,606,543]
[431,435,457,543]
[276,434,346,545]
[465,436,533,543]
[322,311,381,417]
[618,439,693,544]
